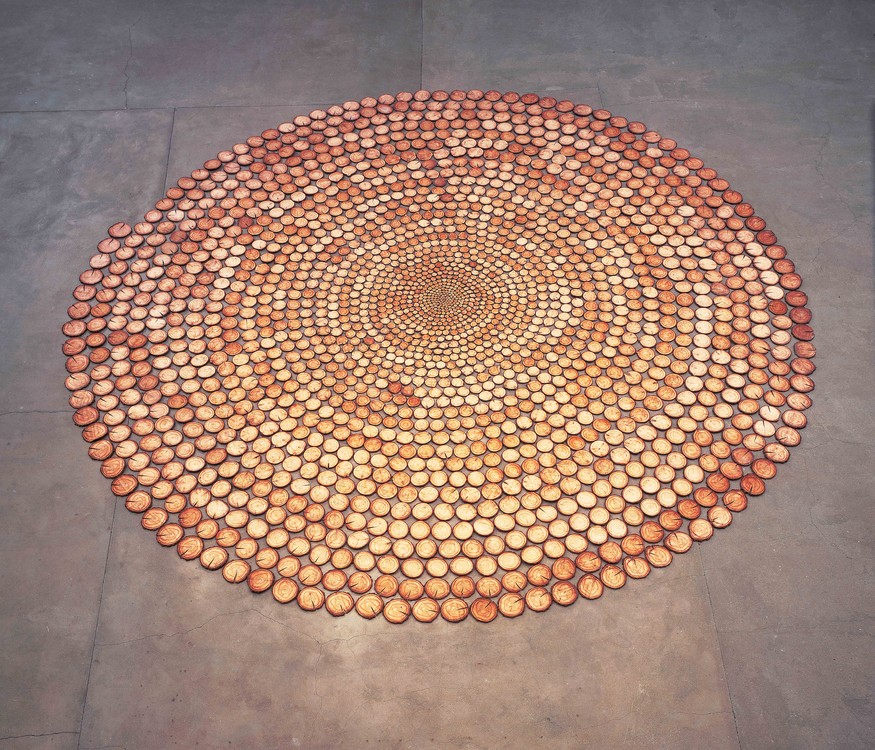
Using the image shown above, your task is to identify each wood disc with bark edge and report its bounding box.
[63,90,815,624]
[248,568,274,593]
[475,577,502,598]
[355,593,383,619]
[326,591,355,617]
[552,557,577,581]
[551,581,578,606]
[665,532,694,554]
[501,571,528,592]
[384,599,411,624]
[441,598,469,623]
[498,592,526,618]
[272,578,299,604]
[450,576,476,599]
[525,587,552,612]
[708,506,733,529]
[600,565,627,590]
[347,572,373,594]
[156,524,184,547]
[425,578,450,600]
[471,598,499,622]
[399,579,425,600]
[297,587,325,612]
[201,546,228,571]
[575,551,602,573]
[644,546,673,568]
[222,559,249,584]
[724,490,749,513]
[177,536,203,561]
[688,518,715,542]
[623,557,651,580]
[527,564,552,587]
[412,598,440,623]
[578,575,604,600]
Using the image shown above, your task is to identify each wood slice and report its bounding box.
[501,570,528,592]
[325,591,354,616]
[664,531,693,554]
[577,574,604,600]
[440,598,469,623]
[222,559,250,583]
[600,565,627,590]
[708,506,733,529]
[498,592,526,618]
[297,587,325,611]
[272,578,299,604]
[451,576,475,599]
[527,564,551,587]
[525,587,552,612]
[551,580,578,606]
[644,545,673,568]
[723,490,748,512]
[623,557,651,579]
[201,546,228,570]
[412,598,440,623]
[125,491,151,513]
[551,557,576,580]
[111,475,138,496]
[177,536,203,560]
[248,568,274,593]
[141,508,167,530]
[688,519,714,542]
[471,597,499,622]
[156,523,183,547]
[475,577,502,598]
[355,593,383,619]
[425,578,450,600]
[383,599,411,624]
[575,550,602,573]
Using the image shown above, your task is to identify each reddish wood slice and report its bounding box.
[441,598,469,623]
[600,566,627,590]
[248,568,274,593]
[297,587,325,612]
[623,557,651,580]
[412,598,440,623]
[498,592,526,618]
[471,597,499,622]
[578,574,604,600]
[272,578,299,604]
[355,593,383,619]
[384,599,411,624]
[551,581,578,606]
[644,546,673,568]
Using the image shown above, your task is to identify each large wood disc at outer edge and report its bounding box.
[63,90,815,623]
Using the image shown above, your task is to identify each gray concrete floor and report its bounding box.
[0,1,873,748]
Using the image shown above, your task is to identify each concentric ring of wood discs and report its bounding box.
[63,90,815,623]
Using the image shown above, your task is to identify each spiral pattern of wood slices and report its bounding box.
[63,90,815,622]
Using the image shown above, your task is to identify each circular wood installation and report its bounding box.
[63,90,815,622]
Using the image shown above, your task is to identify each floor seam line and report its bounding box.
[123,24,133,110]
[162,108,177,193]
[703,566,743,749]
[75,497,119,750]
[0,732,79,741]
[0,103,356,116]
[419,0,424,90]
[0,409,69,419]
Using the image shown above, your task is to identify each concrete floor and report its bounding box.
[0,1,873,748]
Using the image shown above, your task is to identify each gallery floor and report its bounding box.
[0,1,873,748]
